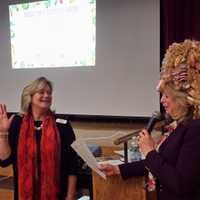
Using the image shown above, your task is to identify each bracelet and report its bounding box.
[0,134,9,139]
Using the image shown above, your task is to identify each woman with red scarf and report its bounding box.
[0,77,78,200]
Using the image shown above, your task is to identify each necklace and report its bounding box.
[34,124,43,131]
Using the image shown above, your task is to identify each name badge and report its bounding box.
[56,118,67,124]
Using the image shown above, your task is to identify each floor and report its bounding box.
[0,176,13,200]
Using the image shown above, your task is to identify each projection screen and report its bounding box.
[0,0,160,117]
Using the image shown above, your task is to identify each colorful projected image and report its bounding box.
[9,0,96,68]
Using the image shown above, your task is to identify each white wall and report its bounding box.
[0,0,160,117]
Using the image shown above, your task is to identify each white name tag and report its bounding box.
[56,118,67,124]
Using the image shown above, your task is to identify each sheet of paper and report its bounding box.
[114,150,144,162]
[82,132,125,146]
[71,139,106,179]
[98,159,124,165]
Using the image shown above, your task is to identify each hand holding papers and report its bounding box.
[71,139,106,179]
[71,132,127,179]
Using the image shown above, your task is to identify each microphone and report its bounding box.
[113,129,141,145]
[113,111,163,145]
[146,111,163,134]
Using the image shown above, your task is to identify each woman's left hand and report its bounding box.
[137,129,155,157]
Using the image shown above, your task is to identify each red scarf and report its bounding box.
[17,113,61,200]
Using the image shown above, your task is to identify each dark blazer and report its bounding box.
[0,115,78,200]
[119,119,200,200]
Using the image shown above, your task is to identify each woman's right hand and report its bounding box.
[98,163,120,176]
[0,104,14,133]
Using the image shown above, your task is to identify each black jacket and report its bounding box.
[119,119,200,200]
[0,115,78,200]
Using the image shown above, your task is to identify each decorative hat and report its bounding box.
[159,39,200,107]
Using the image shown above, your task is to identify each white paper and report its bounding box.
[82,132,125,146]
[98,159,124,165]
[71,139,106,179]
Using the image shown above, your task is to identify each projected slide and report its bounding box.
[9,0,96,69]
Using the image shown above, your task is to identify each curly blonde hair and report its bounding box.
[20,77,53,115]
[158,39,200,121]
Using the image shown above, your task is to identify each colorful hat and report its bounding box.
[159,39,200,107]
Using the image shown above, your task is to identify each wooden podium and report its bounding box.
[92,171,146,200]
[0,166,13,200]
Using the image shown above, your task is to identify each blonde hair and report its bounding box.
[160,82,195,122]
[20,77,53,115]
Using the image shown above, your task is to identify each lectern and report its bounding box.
[92,171,146,200]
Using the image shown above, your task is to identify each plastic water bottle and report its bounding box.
[129,136,141,162]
